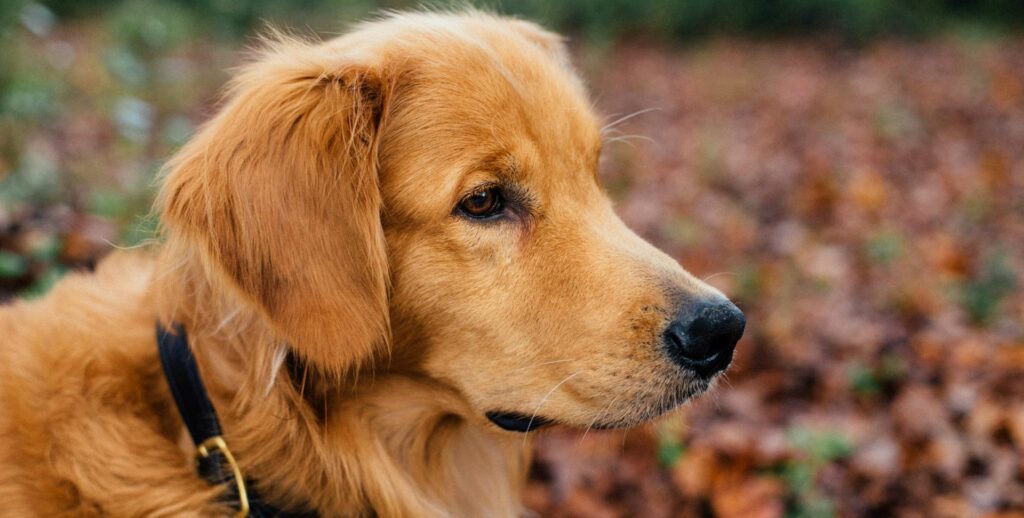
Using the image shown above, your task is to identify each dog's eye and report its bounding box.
[458,187,504,219]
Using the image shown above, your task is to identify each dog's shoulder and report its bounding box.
[0,248,227,517]
[0,249,201,513]
[0,249,157,360]
[1,248,163,401]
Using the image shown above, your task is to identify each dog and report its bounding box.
[0,10,744,517]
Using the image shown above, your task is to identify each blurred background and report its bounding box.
[1,1,1023,516]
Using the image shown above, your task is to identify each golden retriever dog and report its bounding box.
[0,10,745,517]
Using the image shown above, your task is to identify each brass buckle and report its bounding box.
[196,436,250,518]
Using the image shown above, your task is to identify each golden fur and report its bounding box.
[0,11,727,517]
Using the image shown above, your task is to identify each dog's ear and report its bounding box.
[157,38,390,374]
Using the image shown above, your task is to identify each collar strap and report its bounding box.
[157,323,318,518]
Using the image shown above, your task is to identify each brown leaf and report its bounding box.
[710,477,785,518]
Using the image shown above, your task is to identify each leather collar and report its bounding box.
[157,323,318,518]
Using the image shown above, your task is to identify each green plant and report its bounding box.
[848,354,907,398]
[655,417,687,468]
[960,250,1016,326]
[864,231,904,265]
[0,250,27,278]
[776,427,853,518]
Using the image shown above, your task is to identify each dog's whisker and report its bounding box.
[656,383,669,427]
[521,371,583,449]
[600,107,662,134]
[578,391,622,445]
[512,358,579,373]
[578,404,607,445]
[603,137,638,150]
[604,134,656,146]
[718,372,733,389]
[701,271,736,283]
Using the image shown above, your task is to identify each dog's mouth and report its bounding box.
[486,378,716,433]
[485,411,552,432]
[485,410,657,433]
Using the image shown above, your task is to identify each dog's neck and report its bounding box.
[152,247,527,516]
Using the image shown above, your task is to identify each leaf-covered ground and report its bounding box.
[1,18,1023,518]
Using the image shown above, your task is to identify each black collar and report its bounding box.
[157,323,318,518]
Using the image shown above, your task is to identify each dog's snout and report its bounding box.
[663,299,745,376]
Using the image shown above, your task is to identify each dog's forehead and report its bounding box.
[380,17,602,197]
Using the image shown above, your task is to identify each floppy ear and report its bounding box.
[157,38,390,374]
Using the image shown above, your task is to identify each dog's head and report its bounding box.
[159,11,744,432]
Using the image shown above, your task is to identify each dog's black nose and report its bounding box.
[664,299,745,376]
